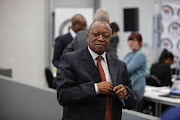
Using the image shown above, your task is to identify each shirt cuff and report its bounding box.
[94,83,99,94]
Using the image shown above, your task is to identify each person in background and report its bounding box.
[123,32,146,107]
[56,21,137,120]
[63,8,118,57]
[150,49,174,86]
[107,22,120,58]
[52,14,86,68]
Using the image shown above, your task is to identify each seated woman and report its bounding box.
[123,32,147,105]
[150,49,174,86]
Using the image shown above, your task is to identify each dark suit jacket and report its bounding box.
[63,30,88,53]
[52,32,73,68]
[56,48,137,120]
[63,30,119,58]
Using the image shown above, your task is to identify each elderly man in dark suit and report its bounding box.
[56,21,137,120]
[52,14,86,68]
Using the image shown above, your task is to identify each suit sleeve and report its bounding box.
[52,37,66,68]
[122,62,137,109]
[63,39,74,53]
[56,54,97,106]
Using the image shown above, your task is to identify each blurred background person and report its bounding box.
[63,8,109,53]
[49,14,86,89]
[63,8,118,58]
[52,14,86,68]
[123,32,147,108]
[107,22,120,58]
[148,49,174,87]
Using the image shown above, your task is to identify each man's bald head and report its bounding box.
[88,21,112,34]
[71,14,87,33]
[71,14,85,25]
[94,8,110,24]
[87,21,112,55]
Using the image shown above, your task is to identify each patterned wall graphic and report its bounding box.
[54,8,94,39]
[161,1,180,68]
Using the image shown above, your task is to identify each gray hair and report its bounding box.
[94,8,110,22]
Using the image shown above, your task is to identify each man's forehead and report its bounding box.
[90,22,111,32]
[90,29,111,34]
[91,22,108,27]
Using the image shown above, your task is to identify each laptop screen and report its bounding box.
[170,80,180,94]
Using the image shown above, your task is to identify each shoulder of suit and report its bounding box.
[63,48,86,57]
[58,32,71,38]
[77,30,88,35]
[107,53,124,63]
[55,32,72,41]
[76,30,87,39]
[110,36,117,41]
[62,32,72,38]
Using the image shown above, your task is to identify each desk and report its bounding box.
[143,85,180,117]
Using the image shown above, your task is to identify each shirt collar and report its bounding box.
[70,29,76,39]
[88,46,107,63]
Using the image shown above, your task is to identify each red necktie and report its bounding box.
[96,56,112,120]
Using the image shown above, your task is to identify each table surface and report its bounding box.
[144,85,180,106]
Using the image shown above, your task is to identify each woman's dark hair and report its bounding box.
[110,22,120,34]
[128,32,143,47]
[159,49,174,62]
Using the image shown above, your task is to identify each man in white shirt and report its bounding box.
[52,14,86,68]
[56,21,137,120]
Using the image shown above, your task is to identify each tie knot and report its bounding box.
[96,56,103,62]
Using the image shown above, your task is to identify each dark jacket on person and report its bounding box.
[52,32,73,68]
[56,48,137,120]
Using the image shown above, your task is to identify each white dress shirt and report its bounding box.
[69,29,76,39]
[88,46,112,94]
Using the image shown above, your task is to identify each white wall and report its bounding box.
[0,0,48,87]
[0,0,156,87]
[0,0,95,87]
[100,0,155,65]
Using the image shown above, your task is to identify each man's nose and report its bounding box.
[97,34,103,40]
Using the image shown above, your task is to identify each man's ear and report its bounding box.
[87,32,89,42]
[107,20,110,24]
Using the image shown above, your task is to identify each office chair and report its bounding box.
[146,75,162,87]
[45,68,55,89]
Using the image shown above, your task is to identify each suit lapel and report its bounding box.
[106,54,118,87]
[81,48,101,83]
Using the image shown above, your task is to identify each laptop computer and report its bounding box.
[159,79,180,98]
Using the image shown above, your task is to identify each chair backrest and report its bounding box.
[45,68,54,88]
[146,75,162,87]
